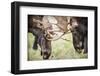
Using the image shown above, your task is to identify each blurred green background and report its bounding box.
[28,33,87,61]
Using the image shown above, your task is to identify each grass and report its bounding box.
[28,33,88,61]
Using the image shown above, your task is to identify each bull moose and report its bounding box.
[69,17,88,53]
[28,15,70,59]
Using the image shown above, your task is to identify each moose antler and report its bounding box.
[32,16,72,41]
[33,18,43,24]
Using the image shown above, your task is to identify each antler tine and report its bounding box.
[32,18,43,24]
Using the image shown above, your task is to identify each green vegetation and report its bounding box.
[28,33,87,61]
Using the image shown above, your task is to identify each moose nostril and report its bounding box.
[76,42,82,48]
